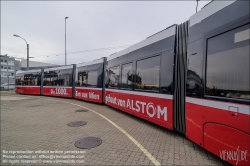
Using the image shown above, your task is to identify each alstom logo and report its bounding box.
[105,95,167,121]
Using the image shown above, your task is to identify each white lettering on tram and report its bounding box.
[50,88,67,95]
[75,90,99,100]
[105,94,167,121]
[75,90,81,97]
[89,92,99,100]
[82,93,88,98]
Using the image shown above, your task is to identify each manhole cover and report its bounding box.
[75,109,88,112]
[75,137,102,149]
[67,121,87,127]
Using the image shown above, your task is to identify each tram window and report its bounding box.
[88,71,97,87]
[15,78,21,85]
[206,24,250,100]
[77,71,87,86]
[44,74,53,86]
[23,74,40,86]
[108,66,119,88]
[135,56,160,91]
[60,74,70,86]
[16,75,24,85]
[121,63,133,89]
[52,75,59,86]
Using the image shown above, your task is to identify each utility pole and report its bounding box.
[65,17,69,65]
[196,0,200,13]
[7,58,9,90]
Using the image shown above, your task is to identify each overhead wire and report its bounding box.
[34,44,131,58]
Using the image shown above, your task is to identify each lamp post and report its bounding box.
[65,17,69,65]
[13,34,29,70]
[196,0,200,13]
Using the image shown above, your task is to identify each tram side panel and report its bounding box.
[42,66,74,98]
[74,58,105,103]
[105,26,176,130]
[15,70,42,95]
[15,86,41,95]
[186,1,250,165]
[43,86,73,98]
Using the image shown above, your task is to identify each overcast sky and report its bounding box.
[1,1,210,65]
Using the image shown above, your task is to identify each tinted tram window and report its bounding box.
[136,56,160,91]
[77,71,87,86]
[44,69,72,86]
[108,66,119,88]
[43,72,58,86]
[16,73,41,86]
[160,50,174,94]
[88,71,98,87]
[206,24,250,100]
[16,76,23,85]
[60,74,70,86]
[121,63,133,89]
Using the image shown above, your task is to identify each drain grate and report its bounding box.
[75,109,88,112]
[75,137,102,149]
[67,121,87,127]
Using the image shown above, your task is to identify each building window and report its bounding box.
[4,60,7,63]
[8,60,14,65]
[108,66,119,88]
[121,63,133,89]
[135,56,160,91]
[206,24,250,100]
[1,66,3,69]
[1,59,3,62]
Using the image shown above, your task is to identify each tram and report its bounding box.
[15,1,250,165]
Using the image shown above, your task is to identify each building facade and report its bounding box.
[0,55,16,84]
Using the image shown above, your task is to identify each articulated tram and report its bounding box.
[15,1,250,165]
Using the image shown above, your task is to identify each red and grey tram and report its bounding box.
[15,1,249,165]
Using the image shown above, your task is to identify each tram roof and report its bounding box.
[44,65,73,72]
[107,24,177,61]
[76,57,105,68]
[189,0,236,27]
[16,69,41,74]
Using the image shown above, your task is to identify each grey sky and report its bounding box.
[1,1,210,65]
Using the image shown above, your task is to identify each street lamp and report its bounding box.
[13,34,29,70]
[196,0,200,13]
[65,17,69,65]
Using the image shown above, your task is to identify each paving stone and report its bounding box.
[0,91,225,166]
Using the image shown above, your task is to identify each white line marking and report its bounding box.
[42,97,161,166]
